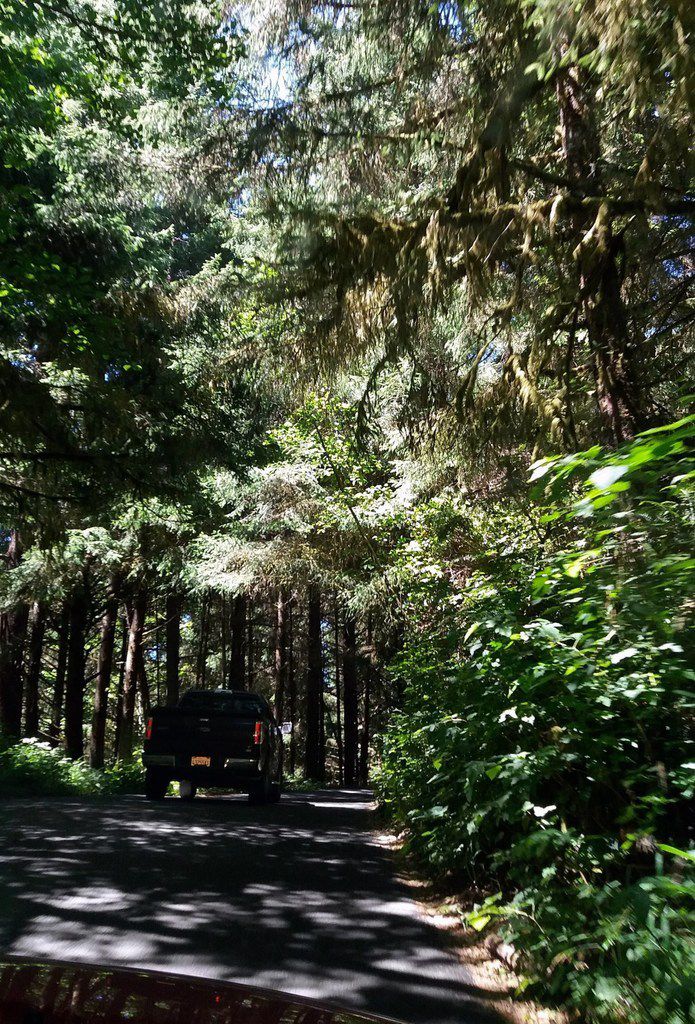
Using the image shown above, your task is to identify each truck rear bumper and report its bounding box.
[142,754,176,767]
[142,754,263,787]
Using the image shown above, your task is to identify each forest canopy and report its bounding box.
[0,2,693,1022]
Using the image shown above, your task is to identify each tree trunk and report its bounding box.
[23,601,45,737]
[64,585,89,759]
[359,616,373,787]
[220,594,227,688]
[137,650,151,720]
[305,586,324,782]
[288,597,296,773]
[196,594,209,686]
[117,593,147,760]
[274,589,288,722]
[556,64,644,442]
[89,592,117,768]
[113,610,128,757]
[165,593,182,706]
[319,661,326,770]
[49,604,70,744]
[0,530,29,739]
[229,594,247,689]
[154,603,161,706]
[342,613,359,787]
[334,600,344,784]
[246,599,254,690]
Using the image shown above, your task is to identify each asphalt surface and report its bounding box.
[0,790,504,1024]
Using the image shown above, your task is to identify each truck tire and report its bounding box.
[145,770,168,800]
[248,775,271,805]
[179,780,197,801]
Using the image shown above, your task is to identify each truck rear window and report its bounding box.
[179,691,266,716]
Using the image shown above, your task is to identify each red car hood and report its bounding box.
[0,958,402,1024]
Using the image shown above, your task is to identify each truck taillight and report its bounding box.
[253,721,262,745]
[146,717,153,740]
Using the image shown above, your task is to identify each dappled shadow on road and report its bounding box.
[0,791,505,1024]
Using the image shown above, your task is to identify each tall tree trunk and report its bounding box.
[556,64,643,442]
[23,601,46,737]
[220,594,227,688]
[288,597,296,773]
[359,616,373,787]
[137,650,151,720]
[334,600,344,784]
[196,594,209,686]
[246,599,254,690]
[64,584,89,759]
[117,593,147,760]
[165,593,182,706]
[113,610,128,756]
[89,591,117,768]
[229,594,247,689]
[49,604,70,745]
[319,665,326,770]
[305,586,324,782]
[274,588,288,722]
[154,603,161,706]
[342,612,359,788]
[0,530,29,739]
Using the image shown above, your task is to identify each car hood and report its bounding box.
[0,958,402,1023]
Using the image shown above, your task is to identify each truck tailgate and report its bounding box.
[146,710,259,760]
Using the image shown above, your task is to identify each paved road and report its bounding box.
[0,790,504,1024]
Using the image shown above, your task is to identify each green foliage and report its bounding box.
[243,0,694,450]
[0,737,144,797]
[493,872,693,1023]
[190,390,400,596]
[0,6,692,1024]
[376,417,694,1022]
[0,0,259,531]
[282,770,322,793]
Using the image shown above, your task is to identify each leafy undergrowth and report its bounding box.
[376,418,695,1024]
[282,770,343,792]
[282,771,317,792]
[0,737,145,797]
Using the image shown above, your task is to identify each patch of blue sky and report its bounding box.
[437,1,473,44]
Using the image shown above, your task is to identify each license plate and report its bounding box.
[191,756,211,767]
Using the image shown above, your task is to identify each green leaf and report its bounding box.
[610,647,639,664]
[589,465,630,490]
[594,976,622,1002]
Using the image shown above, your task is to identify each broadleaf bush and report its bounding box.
[376,417,695,1023]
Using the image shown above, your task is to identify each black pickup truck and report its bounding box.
[142,689,284,804]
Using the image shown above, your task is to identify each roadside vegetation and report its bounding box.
[376,419,694,1023]
[0,737,143,797]
[0,1,692,1021]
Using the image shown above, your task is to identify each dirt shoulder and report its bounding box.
[374,826,570,1024]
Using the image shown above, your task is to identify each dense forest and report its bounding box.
[0,1,693,1022]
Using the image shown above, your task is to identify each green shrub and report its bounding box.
[377,417,695,1023]
[283,769,324,792]
[0,737,145,797]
